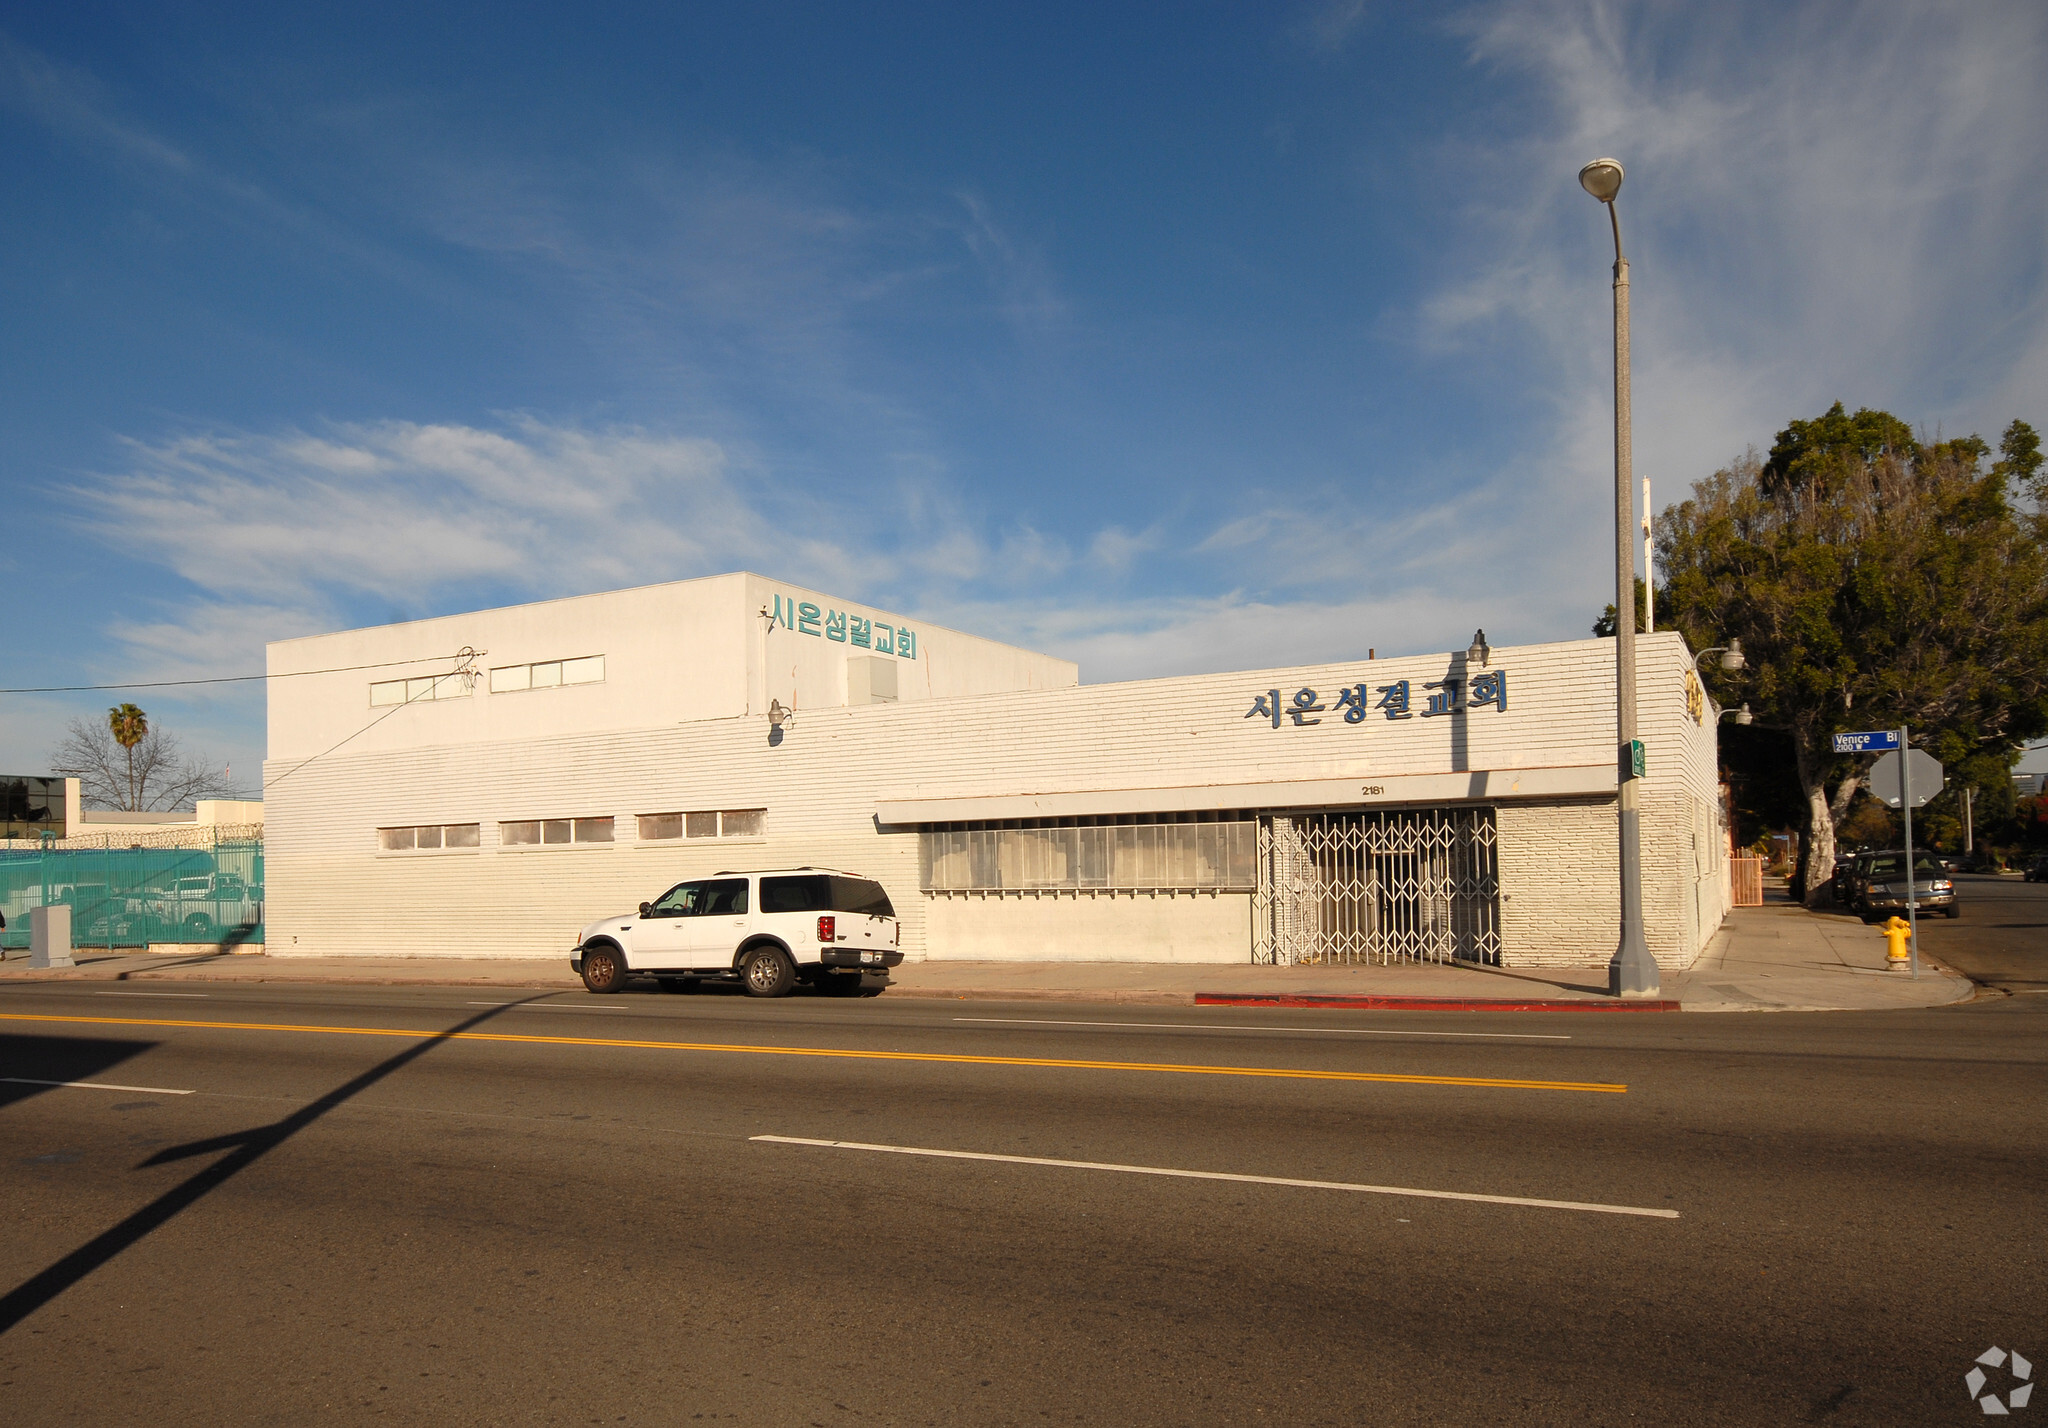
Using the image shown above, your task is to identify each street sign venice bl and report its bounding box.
[1833,730,1900,753]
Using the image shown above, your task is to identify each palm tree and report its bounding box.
[108,703,148,810]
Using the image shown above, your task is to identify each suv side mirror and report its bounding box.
[639,902,652,918]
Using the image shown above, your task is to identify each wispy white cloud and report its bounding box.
[0,30,193,175]
[1427,0,2048,526]
[1288,0,1375,57]
[74,419,851,631]
[955,192,1070,335]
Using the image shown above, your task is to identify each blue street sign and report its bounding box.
[1833,730,1900,753]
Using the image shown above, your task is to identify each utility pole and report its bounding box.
[1580,156,1658,998]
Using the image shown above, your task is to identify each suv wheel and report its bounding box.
[581,945,628,994]
[741,946,795,998]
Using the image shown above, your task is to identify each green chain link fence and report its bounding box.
[0,833,263,953]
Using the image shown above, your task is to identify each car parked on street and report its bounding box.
[1830,852,1875,907]
[571,867,904,996]
[2025,855,2048,883]
[1853,850,1959,919]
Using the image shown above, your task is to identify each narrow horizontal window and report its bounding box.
[501,821,540,846]
[573,817,614,843]
[370,674,468,706]
[637,809,767,841]
[484,656,605,695]
[541,819,573,844]
[379,823,482,852]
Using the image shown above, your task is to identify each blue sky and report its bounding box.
[3,1,2045,784]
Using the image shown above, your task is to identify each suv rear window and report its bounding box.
[759,875,896,918]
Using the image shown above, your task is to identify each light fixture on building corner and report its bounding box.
[767,699,794,730]
[1466,629,1491,667]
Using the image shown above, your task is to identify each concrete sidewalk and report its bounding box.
[0,901,1975,1011]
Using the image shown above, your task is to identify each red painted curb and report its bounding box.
[1193,992,1682,1012]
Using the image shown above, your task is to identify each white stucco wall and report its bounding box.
[263,587,1725,969]
[925,892,1254,963]
[267,572,1078,765]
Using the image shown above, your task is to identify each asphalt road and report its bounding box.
[0,971,2042,1425]
[1907,873,2048,993]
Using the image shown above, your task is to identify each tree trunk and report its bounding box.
[1793,735,1837,907]
[1830,772,1861,828]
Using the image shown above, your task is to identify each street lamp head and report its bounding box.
[1578,157,1624,204]
[1733,703,1753,726]
[1466,629,1491,668]
[1719,638,1746,673]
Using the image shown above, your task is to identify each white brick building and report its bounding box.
[263,572,1730,970]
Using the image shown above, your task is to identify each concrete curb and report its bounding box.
[879,986,1194,1005]
[1193,992,1682,1012]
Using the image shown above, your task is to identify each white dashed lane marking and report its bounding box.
[3,1077,196,1095]
[753,1136,1676,1218]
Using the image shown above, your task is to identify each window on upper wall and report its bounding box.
[636,809,767,841]
[368,673,472,707]
[379,823,481,852]
[489,656,605,693]
[500,816,613,847]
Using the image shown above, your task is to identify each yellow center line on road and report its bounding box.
[0,1012,1628,1093]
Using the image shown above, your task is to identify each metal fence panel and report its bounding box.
[0,834,264,952]
[1254,808,1499,966]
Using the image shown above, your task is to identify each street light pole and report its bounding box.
[1582,156,1659,997]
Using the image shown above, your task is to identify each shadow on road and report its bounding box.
[0,1035,159,1111]
[0,996,541,1335]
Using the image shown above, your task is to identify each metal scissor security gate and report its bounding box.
[1254,809,1500,966]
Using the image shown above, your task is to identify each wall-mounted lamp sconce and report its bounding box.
[1719,702,1754,726]
[768,699,794,730]
[1466,629,1491,667]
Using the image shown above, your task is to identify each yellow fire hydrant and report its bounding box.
[1882,915,1913,972]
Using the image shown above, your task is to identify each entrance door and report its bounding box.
[1254,808,1500,966]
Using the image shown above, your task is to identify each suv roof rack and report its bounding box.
[712,866,863,878]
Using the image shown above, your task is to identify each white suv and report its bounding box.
[571,867,904,997]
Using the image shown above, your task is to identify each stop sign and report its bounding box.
[1869,748,1944,809]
